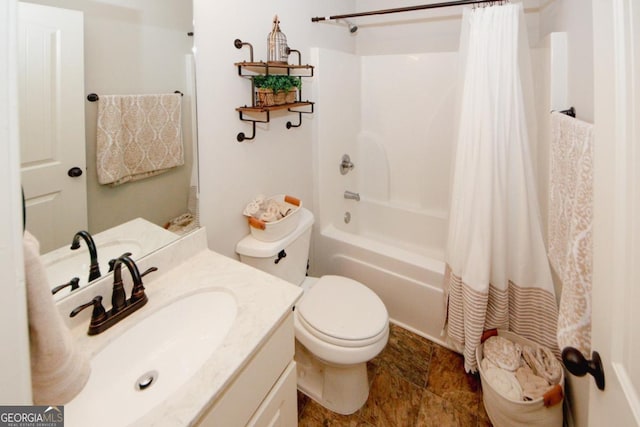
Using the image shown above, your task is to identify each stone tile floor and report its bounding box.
[297,323,493,427]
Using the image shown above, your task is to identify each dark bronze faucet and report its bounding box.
[70,230,101,282]
[70,254,157,335]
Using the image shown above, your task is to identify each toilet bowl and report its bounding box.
[236,207,389,415]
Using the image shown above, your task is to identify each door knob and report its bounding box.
[561,347,605,390]
[68,167,83,177]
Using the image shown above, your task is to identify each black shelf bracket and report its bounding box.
[234,38,253,62]
[237,109,271,142]
[286,102,315,129]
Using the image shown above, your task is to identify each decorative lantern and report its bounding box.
[267,15,289,63]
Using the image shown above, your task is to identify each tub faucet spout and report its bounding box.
[344,190,360,201]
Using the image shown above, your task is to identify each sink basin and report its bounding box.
[66,289,237,427]
[45,240,143,299]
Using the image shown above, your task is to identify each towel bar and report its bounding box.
[87,91,183,102]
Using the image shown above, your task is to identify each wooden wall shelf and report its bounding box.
[234,39,315,142]
[236,102,314,114]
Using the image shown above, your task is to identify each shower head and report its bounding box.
[337,19,358,34]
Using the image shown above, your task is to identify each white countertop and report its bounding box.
[64,229,302,426]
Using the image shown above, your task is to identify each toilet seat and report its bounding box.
[296,275,388,348]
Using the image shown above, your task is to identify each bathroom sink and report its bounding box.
[66,289,238,427]
[45,240,143,299]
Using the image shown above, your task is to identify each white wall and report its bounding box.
[0,0,33,403]
[539,0,594,123]
[194,0,356,258]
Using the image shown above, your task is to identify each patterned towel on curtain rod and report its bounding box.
[96,93,184,186]
[443,2,559,373]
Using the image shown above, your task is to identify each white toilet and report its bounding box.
[236,207,389,415]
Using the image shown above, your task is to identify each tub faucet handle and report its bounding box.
[340,154,355,175]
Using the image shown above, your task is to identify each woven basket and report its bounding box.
[285,88,297,104]
[256,88,275,107]
[256,88,297,107]
[273,90,287,105]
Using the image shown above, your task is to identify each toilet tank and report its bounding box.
[236,207,314,286]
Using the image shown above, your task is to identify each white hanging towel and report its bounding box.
[25,231,90,404]
[444,3,558,372]
[548,111,593,357]
[96,93,184,186]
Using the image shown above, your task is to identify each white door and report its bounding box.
[590,0,640,424]
[18,2,87,253]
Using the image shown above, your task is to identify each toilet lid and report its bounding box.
[297,275,388,342]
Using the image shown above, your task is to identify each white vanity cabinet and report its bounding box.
[195,312,298,427]
[61,232,303,426]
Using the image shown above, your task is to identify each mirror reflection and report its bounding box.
[18,0,197,300]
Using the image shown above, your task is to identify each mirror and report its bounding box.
[18,0,197,300]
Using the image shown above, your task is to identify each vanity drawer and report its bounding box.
[195,313,295,427]
[246,361,297,427]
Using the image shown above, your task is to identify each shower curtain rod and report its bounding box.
[311,0,500,22]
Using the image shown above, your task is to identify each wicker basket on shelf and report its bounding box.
[256,88,275,107]
[285,88,297,103]
[256,88,297,107]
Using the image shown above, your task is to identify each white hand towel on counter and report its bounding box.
[24,231,90,404]
[548,111,594,357]
[96,93,184,186]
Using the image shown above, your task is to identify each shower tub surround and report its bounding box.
[312,48,455,344]
[59,228,302,426]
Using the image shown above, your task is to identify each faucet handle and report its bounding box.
[51,277,80,295]
[131,266,158,302]
[70,295,107,325]
[141,267,158,278]
[340,154,355,175]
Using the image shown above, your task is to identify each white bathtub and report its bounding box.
[312,199,448,345]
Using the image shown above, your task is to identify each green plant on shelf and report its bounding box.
[252,75,301,92]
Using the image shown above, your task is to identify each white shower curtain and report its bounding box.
[444,3,558,372]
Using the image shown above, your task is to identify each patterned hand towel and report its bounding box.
[96,93,184,186]
[548,111,594,357]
